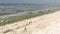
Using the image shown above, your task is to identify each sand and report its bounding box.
[0,10,60,34]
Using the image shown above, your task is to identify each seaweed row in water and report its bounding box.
[0,10,55,26]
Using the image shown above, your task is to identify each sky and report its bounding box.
[0,0,60,4]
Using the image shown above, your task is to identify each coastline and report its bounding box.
[0,10,60,34]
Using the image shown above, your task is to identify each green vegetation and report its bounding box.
[0,10,55,26]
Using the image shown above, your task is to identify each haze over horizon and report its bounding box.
[0,0,60,4]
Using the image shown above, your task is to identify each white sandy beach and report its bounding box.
[0,10,60,34]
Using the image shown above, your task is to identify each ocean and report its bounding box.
[0,4,60,16]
